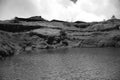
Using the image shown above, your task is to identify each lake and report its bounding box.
[0,48,120,80]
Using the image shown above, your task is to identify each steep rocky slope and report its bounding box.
[0,16,120,59]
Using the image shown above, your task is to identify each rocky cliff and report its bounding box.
[0,16,120,59]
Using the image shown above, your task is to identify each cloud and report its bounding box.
[0,0,120,22]
[70,0,78,3]
[0,0,39,19]
[37,0,107,21]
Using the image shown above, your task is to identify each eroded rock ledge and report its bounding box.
[0,16,120,59]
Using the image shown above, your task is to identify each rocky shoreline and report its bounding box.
[0,16,120,59]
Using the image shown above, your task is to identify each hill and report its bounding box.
[0,16,120,59]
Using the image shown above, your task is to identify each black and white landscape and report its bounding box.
[0,0,120,80]
[0,16,120,57]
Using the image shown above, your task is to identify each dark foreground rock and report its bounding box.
[0,16,120,59]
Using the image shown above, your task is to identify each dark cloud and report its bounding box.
[70,0,78,3]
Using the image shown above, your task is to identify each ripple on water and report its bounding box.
[0,48,120,80]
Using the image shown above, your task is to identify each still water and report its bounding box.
[0,48,120,80]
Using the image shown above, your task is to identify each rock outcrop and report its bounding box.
[0,16,120,59]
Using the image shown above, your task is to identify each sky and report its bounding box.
[0,0,120,22]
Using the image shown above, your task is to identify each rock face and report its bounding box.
[0,16,120,59]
